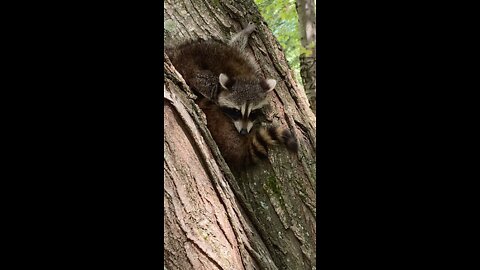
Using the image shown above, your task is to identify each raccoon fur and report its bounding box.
[166,23,298,169]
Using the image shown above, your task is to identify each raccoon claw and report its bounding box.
[243,22,256,34]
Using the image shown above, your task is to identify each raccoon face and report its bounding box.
[217,73,276,135]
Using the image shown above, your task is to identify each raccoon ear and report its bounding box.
[219,73,232,89]
[260,78,277,93]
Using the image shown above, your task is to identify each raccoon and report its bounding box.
[166,23,297,169]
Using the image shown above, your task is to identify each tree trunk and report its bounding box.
[296,0,317,114]
[164,0,316,269]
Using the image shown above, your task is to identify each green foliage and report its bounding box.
[254,0,303,86]
[300,41,315,57]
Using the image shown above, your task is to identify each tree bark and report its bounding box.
[164,0,316,269]
[295,0,317,114]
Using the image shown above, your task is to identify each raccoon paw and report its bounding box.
[280,129,298,152]
[243,22,256,34]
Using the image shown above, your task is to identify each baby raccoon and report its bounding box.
[166,23,297,169]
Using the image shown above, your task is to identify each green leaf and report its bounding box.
[254,0,303,87]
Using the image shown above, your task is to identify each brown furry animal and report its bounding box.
[166,23,297,169]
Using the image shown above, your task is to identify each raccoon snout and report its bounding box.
[234,119,251,135]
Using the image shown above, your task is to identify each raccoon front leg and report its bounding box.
[229,22,256,50]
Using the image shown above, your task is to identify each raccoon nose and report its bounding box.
[240,128,248,135]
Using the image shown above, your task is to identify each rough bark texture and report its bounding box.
[164,0,316,269]
[296,0,317,114]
